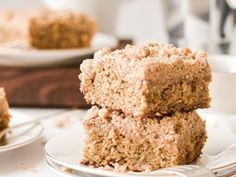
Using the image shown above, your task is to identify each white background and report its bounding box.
[0,0,168,43]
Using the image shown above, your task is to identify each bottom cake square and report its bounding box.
[80,106,207,172]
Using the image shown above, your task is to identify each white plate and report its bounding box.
[0,33,118,67]
[0,110,43,152]
[45,118,236,177]
[208,54,236,74]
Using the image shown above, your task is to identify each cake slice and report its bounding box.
[79,42,212,117]
[80,106,207,172]
[0,8,96,49]
[0,88,10,145]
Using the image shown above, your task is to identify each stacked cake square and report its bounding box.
[79,42,212,172]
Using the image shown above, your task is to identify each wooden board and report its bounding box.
[0,64,88,108]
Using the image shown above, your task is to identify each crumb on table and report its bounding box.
[16,162,38,173]
[54,116,71,128]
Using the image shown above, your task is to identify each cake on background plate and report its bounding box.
[80,106,207,172]
[0,88,10,145]
[0,8,96,49]
[79,42,212,117]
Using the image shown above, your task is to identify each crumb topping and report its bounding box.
[94,42,207,64]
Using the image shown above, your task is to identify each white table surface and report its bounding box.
[0,108,88,177]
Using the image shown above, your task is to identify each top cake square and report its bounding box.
[79,42,212,116]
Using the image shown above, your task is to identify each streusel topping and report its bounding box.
[94,42,207,64]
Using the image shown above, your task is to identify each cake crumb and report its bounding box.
[54,116,71,128]
[62,167,72,173]
[40,138,48,146]
[16,162,37,173]
[113,163,128,172]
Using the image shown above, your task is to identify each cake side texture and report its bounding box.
[29,8,96,49]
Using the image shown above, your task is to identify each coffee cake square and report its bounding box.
[79,42,212,117]
[80,106,207,172]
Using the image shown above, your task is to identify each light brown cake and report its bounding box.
[0,8,96,49]
[0,88,10,145]
[80,106,207,172]
[79,42,212,117]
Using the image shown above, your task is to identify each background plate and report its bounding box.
[0,33,118,67]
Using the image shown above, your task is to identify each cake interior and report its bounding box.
[29,19,95,49]
[144,79,211,116]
